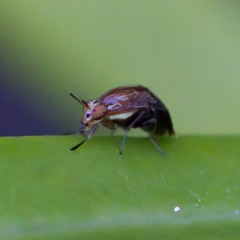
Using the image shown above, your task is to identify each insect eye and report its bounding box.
[92,105,107,120]
[85,112,91,119]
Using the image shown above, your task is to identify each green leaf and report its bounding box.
[1,135,240,239]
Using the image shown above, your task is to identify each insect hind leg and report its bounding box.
[149,137,167,156]
[141,118,167,156]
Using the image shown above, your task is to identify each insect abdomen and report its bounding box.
[111,108,174,135]
[154,109,174,135]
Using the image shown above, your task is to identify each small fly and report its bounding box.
[70,85,175,155]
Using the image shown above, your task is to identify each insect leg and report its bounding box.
[110,128,117,136]
[87,123,100,139]
[70,123,100,151]
[141,118,166,156]
[149,138,166,156]
[119,110,145,155]
[70,139,87,151]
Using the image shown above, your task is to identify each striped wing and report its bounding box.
[99,85,167,114]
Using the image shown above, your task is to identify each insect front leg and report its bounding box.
[87,123,100,139]
[141,118,166,156]
[119,110,145,155]
[70,123,100,151]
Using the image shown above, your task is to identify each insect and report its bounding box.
[70,85,175,155]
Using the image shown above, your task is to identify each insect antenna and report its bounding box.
[69,93,89,107]
[70,139,87,151]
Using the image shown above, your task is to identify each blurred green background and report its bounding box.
[1,2,240,239]
[1,0,240,136]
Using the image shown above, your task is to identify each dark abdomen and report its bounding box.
[113,108,175,135]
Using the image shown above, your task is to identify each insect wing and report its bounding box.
[99,86,167,114]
